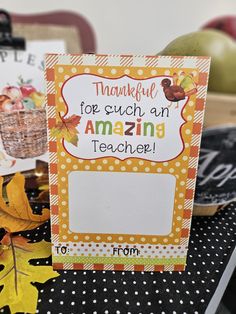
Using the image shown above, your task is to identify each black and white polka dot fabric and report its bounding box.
[0,202,235,314]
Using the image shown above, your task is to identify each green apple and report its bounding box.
[159,30,236,94]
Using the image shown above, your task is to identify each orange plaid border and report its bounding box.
[46,54,210,272]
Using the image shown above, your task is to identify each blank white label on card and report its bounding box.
[69,171,176,235]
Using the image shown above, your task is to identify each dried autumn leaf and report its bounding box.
[51,114,81,147]
[69,134,79,146]
[0,233,59,313]
[60,114,81,128]
[0,173,50,232]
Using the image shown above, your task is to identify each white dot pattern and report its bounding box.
[1,202,234,313]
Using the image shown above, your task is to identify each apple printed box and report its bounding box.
[0,41,65,176]
[46,54,210,272]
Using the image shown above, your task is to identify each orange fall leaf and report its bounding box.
[0,173,50,233]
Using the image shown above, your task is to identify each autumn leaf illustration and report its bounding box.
[0,173,50,232]
[51,114,81,146]
[0,233,59,313]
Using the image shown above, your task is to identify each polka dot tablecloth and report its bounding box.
[1,202,236,314]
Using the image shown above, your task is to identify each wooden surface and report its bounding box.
[11,11,96,53]
[193,204,219,216]
[13,23,81,53]
[204,92,236,128]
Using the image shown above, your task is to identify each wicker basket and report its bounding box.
[0,109,47,159]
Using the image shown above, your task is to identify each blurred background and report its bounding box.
[0,1,235,314]
[2,0,236,54]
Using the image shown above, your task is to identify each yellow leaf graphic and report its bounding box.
[0,234,59,313]
[50,127,61,138]
[69,135,79,146]
[51,114,81,147]
[0,173,50,232]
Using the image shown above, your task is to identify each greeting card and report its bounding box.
[46,54,210,271]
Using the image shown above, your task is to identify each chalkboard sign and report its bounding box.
[195,125,236,206]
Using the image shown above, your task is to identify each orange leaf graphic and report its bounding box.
[51,114,81,146]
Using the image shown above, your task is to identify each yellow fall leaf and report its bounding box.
[0,234,59,314]
[0,173,50,232]
[50,114,81,147]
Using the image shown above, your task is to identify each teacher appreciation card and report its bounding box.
[45,54,210,272]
